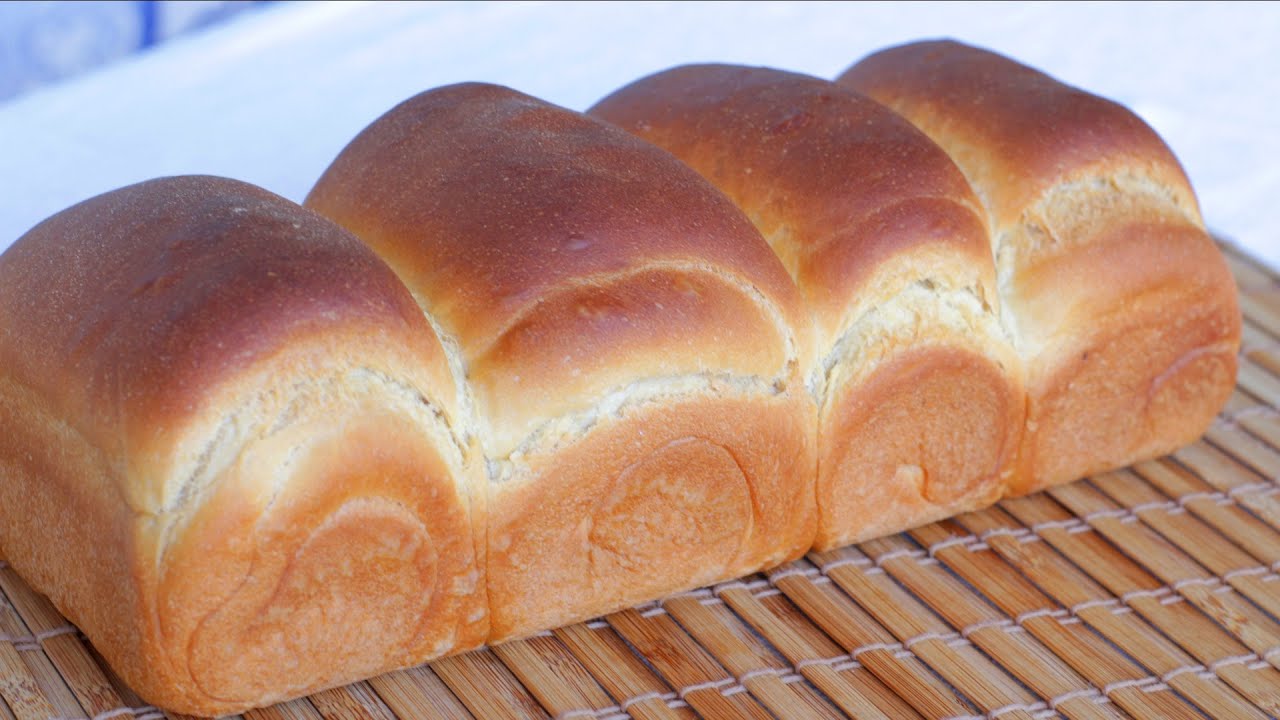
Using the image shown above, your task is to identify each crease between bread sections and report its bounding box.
[0,39,1240,715]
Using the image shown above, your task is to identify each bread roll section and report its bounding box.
[305,83,818,641]
[840,40,1241,491]
[0,176,483,715]
[590,65,1025,547]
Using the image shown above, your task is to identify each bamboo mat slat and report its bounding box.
[3,240,1280,719]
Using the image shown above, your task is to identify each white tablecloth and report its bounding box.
[2,1,1277,267]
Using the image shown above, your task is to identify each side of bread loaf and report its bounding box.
[0,176,485,715]
[589,64,1025,547]
[305,83,818,642]
[840,40,1241,491]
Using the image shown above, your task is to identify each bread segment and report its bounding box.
[590,64,1024,548]
[0,176,484,715]
[840,40,1240,490]
[306,83,818,640]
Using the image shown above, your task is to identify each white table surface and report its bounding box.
[1,1,1277,268]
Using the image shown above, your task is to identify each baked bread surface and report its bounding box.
[0,42,1244,713]
[306,83,818,641]
[590,64,1025,546]
[0,176,484,715]
[840,40,1241,490]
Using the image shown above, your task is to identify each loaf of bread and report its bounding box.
[590,64,1026,548]
[0,176,486,714]
[0,42,1242,716]
[305,83,818,643]
[840,40,1241,491]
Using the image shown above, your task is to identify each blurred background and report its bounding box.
[1,1,1277,266]
[0,1,271,101]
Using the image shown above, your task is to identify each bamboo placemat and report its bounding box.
[3,242,1280,720]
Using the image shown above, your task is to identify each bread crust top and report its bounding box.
[591,63,999,346]
[841,40,1201,231]
[307,83,811,457]
[0,175,456,513]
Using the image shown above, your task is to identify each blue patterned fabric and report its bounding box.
[0,1,270,101]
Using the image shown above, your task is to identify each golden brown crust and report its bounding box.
[468,265,789,455]
[1014,221,1240,490]
[0,376,144,696]
[0,176,483,715]
[487,389,814,641]
[838,40,1201,233]
[589,64,997,339]
[589,64,1024,543]
[304,82,809,365]
[1,50,1240,714]
[840,40,1241,490]
[0,176,461,508]
[156,393,481,708]
[306,83,817,648]
[817,345,1019,548]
